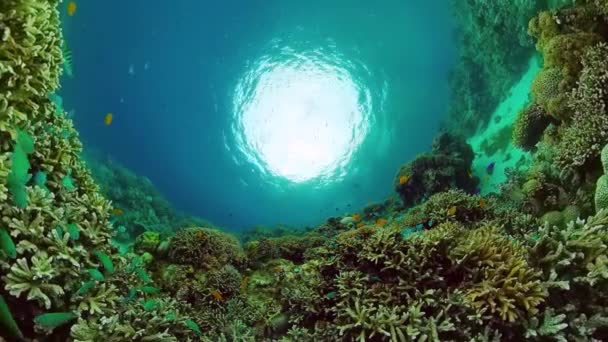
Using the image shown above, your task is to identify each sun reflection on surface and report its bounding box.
[232,42,373,183]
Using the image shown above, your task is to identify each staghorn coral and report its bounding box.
[168,227,244,270]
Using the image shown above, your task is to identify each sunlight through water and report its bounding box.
[232,40,374,183]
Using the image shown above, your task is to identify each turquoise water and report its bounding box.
[60,0,455,230]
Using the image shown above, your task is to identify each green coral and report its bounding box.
[134,231,161,253]
[513,104,551,150]
[531,67,568,117]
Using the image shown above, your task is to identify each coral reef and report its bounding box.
[394,132,478,208]
[447,0,540,133]
[87,154,209,238]
[168,227,244,270]
[513,103,552,150]
[3,0,608,341]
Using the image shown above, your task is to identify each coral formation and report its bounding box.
[513,103,552,150]
[394,132,478,208]
[168,227,244,270]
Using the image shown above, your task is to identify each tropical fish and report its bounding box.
[0,295,23,339]
[33,171,48,190]
[87,268,105,281]
[75,281,95,296]
[54,226,63,240]
[135,267,152,283]
[356,222,365,228]
[375,218,388,227]
[351,214,361,221]
[0,229,16,259]
[141,299,159,311]
[210,290,224,301]
[122,288,137,303]
[67,1,77,16]
[94,251,114,274]
[399,175,410,185]
[185,319,202,335]
[140,286,160,294]
[110,208,124,215]
[62,174,76,191]
[325,291,337,299]
[447,206,457,216]
[478,199,487,209]
[66,223,80,240]
[105,113,113,125]
[486,162,495,175]
[35,312,77,329]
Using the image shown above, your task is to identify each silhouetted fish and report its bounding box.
[486,162,495,175]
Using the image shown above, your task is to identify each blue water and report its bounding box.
[60,0,456,231]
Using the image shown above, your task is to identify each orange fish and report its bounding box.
[104,113,113,125]
[210,290,224,301]
[110,208,123,215]
[67,2,77,16]
[351,214,361,221]
[447,206,457,216]
[375,218,388,227]
[356,222,365,228]
[478,199,486,209]
[399,175,410,185]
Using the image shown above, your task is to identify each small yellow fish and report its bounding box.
[110,208,123,215]
[447,206,457,216]
[67,1,77,16]
[375,218,388,227]
[351,214,361,221]
[210,290,224,302]
[399,175,410,185]
[478,199,486,209]
[104,113,113,125]
[356,221,365,228]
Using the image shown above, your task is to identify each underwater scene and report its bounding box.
[2,0,608,340]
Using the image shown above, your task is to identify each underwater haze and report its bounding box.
[6,0,608,340]
[60,0,455,230]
